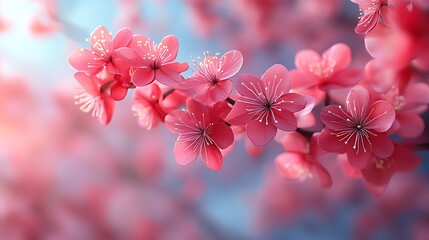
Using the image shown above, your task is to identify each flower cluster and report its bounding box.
[68,0,429,194]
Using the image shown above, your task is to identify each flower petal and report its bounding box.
[218,50,243,79]
[165,110,192,134]
[275,152,309,180]
[279,131,308,153]
[225,101,253,125]
[210,123,234,149]
[208,79,233,103]
[99,93,115,125]
[311,163,333,188]
[320,105,350,130]
[369,132,394,159]
[322,43,351,73]
[113,27,133,49]
[395,112,425,138]
[173,139,199,165]
[201,144,223,171]
[278,93,307,113]
[346,140,373,169]
[132,67,155,86]
[160,35,179,62]
[355,10,379,34]
[318,128,347,153]
[273,110,297,132]
[90,26,113,58]
[156,62,188,86]
[365,100,395,132]
[247,120,277,146]
[236,74,262,97]
[261,64,290,93]
[346,86,370,116]
[186,98,209,124]
[68,48,104,74]
[74,72,99,96]
[295,49,322,74]
[110,81,127,101]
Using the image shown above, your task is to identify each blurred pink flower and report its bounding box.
[361,143,420,186]
[122,35,189,86]
[132,84,166,130]
[165,99,234,170]
[179,50,243,105]
[73,72,115,125]
[351,0,388,34]
[226,64,307,146]
[275,132,332,188]
[320,86,395,169]
[68,26,133,76]
[290,43,361,94]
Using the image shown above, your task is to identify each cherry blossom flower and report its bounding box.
[73,72,115,125]
[165,99,234,170]
[351,0,388,34]
[361,143,420,186]
[226,64,307,146]
[68,26,133,76]
[319,86,395,169]
[290,43,361,97]
[275,132,332,188]
[121,35,189,86]
[179,50,243,105]
[132,84,166,130]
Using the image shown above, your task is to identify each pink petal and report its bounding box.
[244,138,264,157]
[90,26,113,58]
[369,132,394,159]
[74,72,98,96]
[275,153,309,180]
[311,163,333,188]
[164,110,191,134]
[346,140,373,169]
[236,74,262,97]
[395,113,425,138]
[179,76,208,95]
[132,67,155,86]
[295,49,322,73]
[129,35,153,64]
[404,82,429,111]
[113,27,133,49]
[173,139,199,165]
[218,50,243,79]
[201,144,223,170]
[278,93,307,113]
[280,131,308,153]
[322,43,351,73]
[361,161,393,186]
[225,101,253,125]
[318,128,347,153]
[355,11,379,34]
[393,144,421,172]
[346,86,370,115]
[247,120,277,146]
[208,79,233,103]
[289,70,319,89]
[99,94,115,125]
[186,98,209,123]
[321,68,362,90]
[261,64,290,92]
[210,123,234,149]
[160,35,179,62]
[273,110,297,132]
[114,47,145,69]
[68,48,104,73]
[320,105,350,130]
[110,82,127,101]
[366,100,395,132]
[156,62,188,86]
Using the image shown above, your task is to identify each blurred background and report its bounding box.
[0,0,428,239]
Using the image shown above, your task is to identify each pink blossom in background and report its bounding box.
[165,99,234,170]
[179,50,243,105]
[320,86,396,169]
[351,0,388,34]
[227,64,307,145]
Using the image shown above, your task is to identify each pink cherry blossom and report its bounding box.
[179,50,243,105]
[275,132,332,188]
[319,86,395,169]
[73,72,115,125]
[226,64,307,146]
[361,143,420,186]
[290,43,361,95]
[132,84,166,130]
[68,26,133,76]
[165,99,234,170]
[351,0,388,34]
[121,35,189,86]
